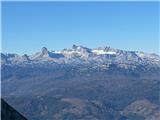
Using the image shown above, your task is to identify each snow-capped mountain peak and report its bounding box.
[1,45,160,71]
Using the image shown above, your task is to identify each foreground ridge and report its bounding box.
[1,99,28,120]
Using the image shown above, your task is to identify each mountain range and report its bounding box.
[1,45,160,120]
[2,45,160,67]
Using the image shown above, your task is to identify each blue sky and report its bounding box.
[2,1,159,55]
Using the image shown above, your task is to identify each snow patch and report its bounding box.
[92,50,116,55]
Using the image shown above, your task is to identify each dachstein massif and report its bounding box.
[1,45,160,120]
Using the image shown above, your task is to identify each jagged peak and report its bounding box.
[22,54,28,57]
[72,44,79,49]
[22,54,30,61]
[1,45,160,66]
[41,47,48,55]
[72,44,88,49]
[94,46,117,52]
[71,45,91,53]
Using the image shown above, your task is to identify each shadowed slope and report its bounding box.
[1,98,28,120]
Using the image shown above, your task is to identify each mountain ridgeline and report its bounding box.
[1,45,160,79]
[1,45,160,120]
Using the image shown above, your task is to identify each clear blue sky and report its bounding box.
[2,1,159,55]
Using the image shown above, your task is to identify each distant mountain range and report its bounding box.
[1,45,160,120]
[2,45,160,67]
[1,45,160,78]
